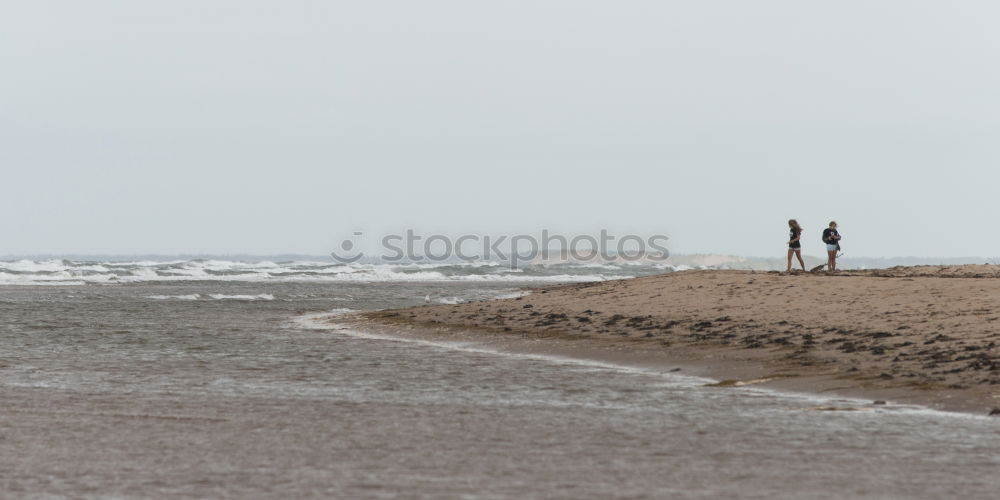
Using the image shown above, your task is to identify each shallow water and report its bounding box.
[1,281,998,499]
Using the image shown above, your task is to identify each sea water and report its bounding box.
[1,260,998,498]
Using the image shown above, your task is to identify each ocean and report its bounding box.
[0,259,674,286]
[2,259,999,498]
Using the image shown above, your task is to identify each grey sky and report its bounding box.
[2,1,998,257]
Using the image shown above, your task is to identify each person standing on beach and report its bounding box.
[787,219,805,272]
[822,221,842,272]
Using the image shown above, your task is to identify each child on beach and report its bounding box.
[822,221,842,272]
[787,219,805,272]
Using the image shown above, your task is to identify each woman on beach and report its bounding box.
[822,221,842,272]
[786,219,805,272]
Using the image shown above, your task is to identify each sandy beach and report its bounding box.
[347,265,1000,415]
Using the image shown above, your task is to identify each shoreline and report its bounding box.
[341,265,1000,416]
[333,315,972,415]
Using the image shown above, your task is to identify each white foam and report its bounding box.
[0,259,68,272]
[0,259,667,285]
[146,294,201,300]
[207,293,275,301]
[330,324,712,386]
[290,308,357,330]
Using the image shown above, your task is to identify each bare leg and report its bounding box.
[795,250,805,271]
[787,249,793,272]
[827,250,837,272]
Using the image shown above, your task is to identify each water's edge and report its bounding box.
[300,310,988,420]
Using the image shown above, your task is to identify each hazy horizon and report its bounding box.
[2,252,995,265]
[4,1,998,258]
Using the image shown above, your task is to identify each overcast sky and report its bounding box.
[2,1,998,258]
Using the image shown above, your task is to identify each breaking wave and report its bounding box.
[0,259,686,286]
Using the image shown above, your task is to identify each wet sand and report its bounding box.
[348,265,1000,415]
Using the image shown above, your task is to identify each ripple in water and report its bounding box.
[0,281,998,498]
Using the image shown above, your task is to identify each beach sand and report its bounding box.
[343,265,1000,415]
